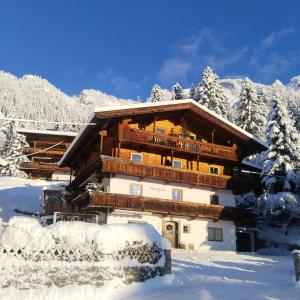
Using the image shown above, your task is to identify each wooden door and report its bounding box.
[163,221,178,248]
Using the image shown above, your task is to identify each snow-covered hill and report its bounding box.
[0,71,135,130]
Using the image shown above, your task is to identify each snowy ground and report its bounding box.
[0,177,299,299]
[0,250,298,300]
[0,176,65,221]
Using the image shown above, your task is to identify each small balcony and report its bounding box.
[119,126,238,161]
[101,156,231,189]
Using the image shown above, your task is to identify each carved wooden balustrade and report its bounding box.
[101,156,230,189]
[83,192,254,225]
[119,126,238,161]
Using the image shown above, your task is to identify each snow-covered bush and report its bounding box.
[0,217,171,288]
[235,192,257,208]
[257,192,300,224]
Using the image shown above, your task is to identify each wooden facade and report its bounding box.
[17,129,76,179]
[54,100,267,224]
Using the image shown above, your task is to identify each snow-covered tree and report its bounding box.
[261,93,300,193]
[149,84,163,102]
[237,79,266,137]
[0,114,29,177]
[189,83,199,101]
[172,82,184,100]
[197,67,231,119]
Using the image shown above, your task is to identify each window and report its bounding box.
[138,123,146,130]
[183,225,190,234]
[130,184,142,196]
[172,188,183,201]
[155,127,165,134]
[210,195,219,205]
[131,153,143,162]
[209,166,219,174]
[208,227,223,242]
[173,160,182,168]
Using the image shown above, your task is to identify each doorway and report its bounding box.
[163,221,179,248]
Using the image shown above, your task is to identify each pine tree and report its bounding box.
[172,82,184,100]
[189,83,198,100]
[0,113,29,177]
[237,79,266,137]
[197,67,230,119]
[261,93,300,193]
[149,84,163,102]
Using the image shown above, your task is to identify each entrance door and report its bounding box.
[163,221,178,248]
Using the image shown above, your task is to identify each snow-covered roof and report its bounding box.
[17,128,78,137]
[95,99,268,148]
[60,99,269,166]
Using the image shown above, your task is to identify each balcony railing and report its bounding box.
[84,192,254,225]
[23,147,66,157]
[119,126,238,161]
[20,161,70,172]
[101,156,230,189]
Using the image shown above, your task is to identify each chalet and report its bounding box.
[17,128,76,180]
[49,99,267,251]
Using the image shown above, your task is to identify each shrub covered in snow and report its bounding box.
[257,192,300,225]
[0,217,171,289]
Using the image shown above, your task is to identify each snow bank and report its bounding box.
[0,217,171,289]
[0,217,170,253]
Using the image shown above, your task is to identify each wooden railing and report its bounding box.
[85,192,254,225]
[101,156,230,189]
[120,126,238,161]
[23,147,66,157]
[20,161,70,172]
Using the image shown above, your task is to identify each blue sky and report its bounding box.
[1,0,300,99]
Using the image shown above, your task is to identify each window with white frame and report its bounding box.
[172,188,183,201]
[131,153,143,162]
[173,160,182,168]
[129,184,142,196]
[208,227,223,242]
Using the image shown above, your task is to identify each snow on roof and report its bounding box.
[95,99,269,148]
[17,128,78,137]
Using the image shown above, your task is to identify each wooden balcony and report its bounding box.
[83,192,254,225]
[20,161,70,172]
[119,126,238,161]
[23,147,66,157]
[101,156,231,189]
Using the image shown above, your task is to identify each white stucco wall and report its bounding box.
[104,174,236,207]
[106,210,236,251]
